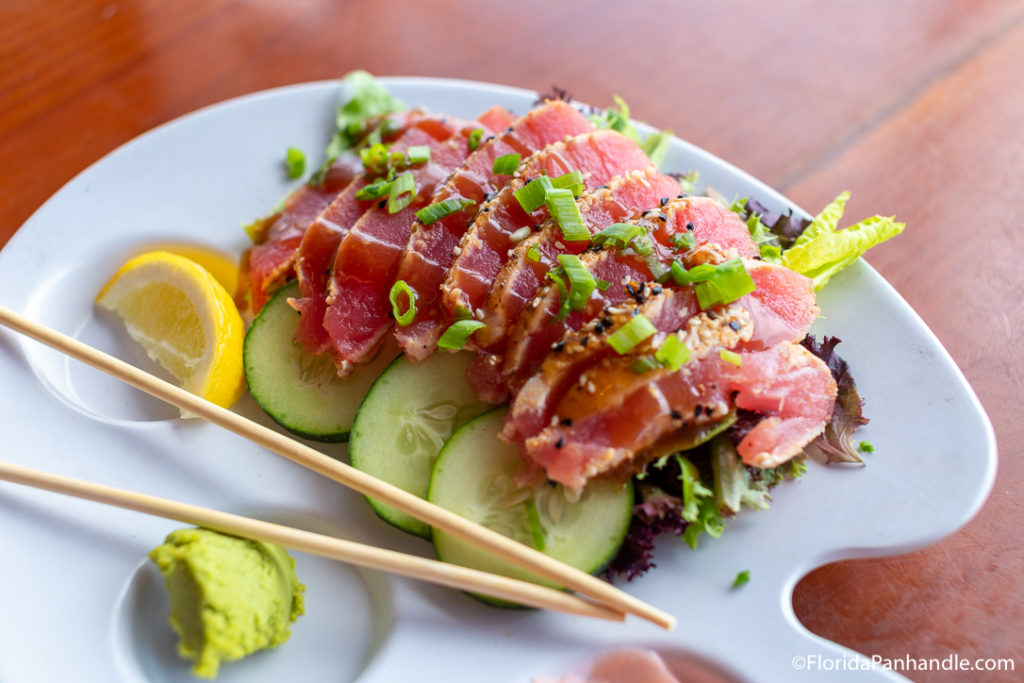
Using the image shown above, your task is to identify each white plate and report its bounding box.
[0,78,997,683]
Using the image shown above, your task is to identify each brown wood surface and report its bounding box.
[2,0,1022,679]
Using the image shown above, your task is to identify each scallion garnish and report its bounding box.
[595,278,611,291]
[509,226,531,243]
[360,143,391,177]
[355,178,393,201]
[514,177,554,213]
[593,222,643,249]
[557,254,596,312]
[859,440,875,453]
[416,198,475,225]
[655,334,690,370]
[492,153,521,176]
[406,145,431,164]
[467,128,484,152]
[545,188,590,242]
[285,147,305,179]
[387,172,416,214]
[629,355,662,375]
[550,170,585,197]
[670,231,696,251]
[732,570,750,588]
[719,349,743,366]
[388,280,417,326]
[607,314,657,354]
[437,319,486,350]
[670,257,756,310]
[527,246,542,262]
[545,268,571,321]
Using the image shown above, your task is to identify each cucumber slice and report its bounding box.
[428,409,633,605]
[243,282,397,442]
[350,351,491,537]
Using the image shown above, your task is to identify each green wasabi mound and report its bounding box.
[148,528,305,679]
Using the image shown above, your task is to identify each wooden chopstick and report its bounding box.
[0,459,623,621]
[0,305,675,630]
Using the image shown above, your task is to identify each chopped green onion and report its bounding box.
[284,147,305,179]
[719,349,743,366]
[670,231,696,251]
[389,150,408,169]
[406,145,431,164]
[545,268,571,321]
[388,280,417,326]
[360,143,391,177]
[453,305,473,321]
[732,570,750,588]
[593,222,643,249]
[670,257,756,310]
[492,153,521,176]
[631,234,668,282]
[607,314,657,354]
[557,254,596,312]
[437,319,485,350]
[514,176,554,213]
[467,128,484,152]
[595,278,611,291]
[509,226,531,243]
[387,172,416,214]
[527,246,542,262]
[655,334,690,370]
[416,197,475,225]
[550,170,585,197]
[629,355,662,374]
[858,440,875,453]
[545,188,590,242]
[355,178,393,201]
[524,499,546,551]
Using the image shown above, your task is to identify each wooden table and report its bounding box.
[2,1,1021,679]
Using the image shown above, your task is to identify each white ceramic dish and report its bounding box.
[0,78,997,683]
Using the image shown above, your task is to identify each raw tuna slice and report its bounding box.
[393,100,593,360]
[499,194,756,394]
[504,259,817,446]
[245,111,420,313]
[246,155,363,313]
[441,129,651,325]
[288,115,469,356]
[479,168,684,351]
[322,122,485,374]
[520,339,836,490]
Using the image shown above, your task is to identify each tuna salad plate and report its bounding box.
[0,75,996,683]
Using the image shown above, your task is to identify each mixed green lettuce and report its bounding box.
[781,192,905,290]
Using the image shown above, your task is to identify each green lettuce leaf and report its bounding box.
[590,94,673,168]
[781,192,904,290]
[313,71,407,185]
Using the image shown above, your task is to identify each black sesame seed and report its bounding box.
[657,213,668,222]
[671,410,683,420]
[378,200,387,209]
[686,222,695,231]
[560,418,573,427]
[651,285,663,295]
[580,335,590,346]
[660,197,670,207]
[729,321,741,331]
[555,437,565,449]
[693,405,703,417]
[552,341,565,353]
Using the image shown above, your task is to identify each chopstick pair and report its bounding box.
[0,304,675,630]
[0,459,621,621]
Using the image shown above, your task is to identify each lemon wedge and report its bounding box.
[96,250,246,411]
